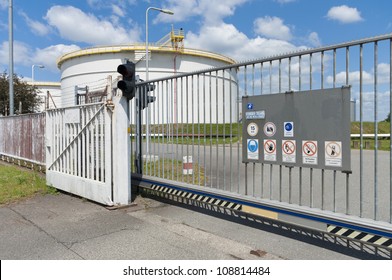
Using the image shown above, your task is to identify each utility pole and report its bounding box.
[8,0,14,115]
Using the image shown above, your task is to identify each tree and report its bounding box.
[0,72,42,116]
[384,112,390,122]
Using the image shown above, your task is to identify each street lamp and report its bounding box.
[145,7,174,81]
[31,64,44,83]
[145,7,173,156]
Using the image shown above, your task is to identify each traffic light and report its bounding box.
[141,83,156,110]
[117,61,136,100]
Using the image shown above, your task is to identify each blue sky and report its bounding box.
[0,0,391,83]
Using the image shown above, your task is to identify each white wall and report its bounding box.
[30,82,61,112]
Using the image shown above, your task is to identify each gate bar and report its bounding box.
[136,176,392,239]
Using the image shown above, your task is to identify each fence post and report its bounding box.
[112,94,131,205]
[135,87,143,174]
[45,111,52,172]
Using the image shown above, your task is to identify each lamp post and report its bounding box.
[31,64,44,83]
[145,7,173,156]
[145,7,174,81]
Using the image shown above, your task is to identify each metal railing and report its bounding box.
[133,34,392,228]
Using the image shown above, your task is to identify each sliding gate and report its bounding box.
[133,34,392,250]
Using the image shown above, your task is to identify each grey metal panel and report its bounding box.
[242,87,351,172]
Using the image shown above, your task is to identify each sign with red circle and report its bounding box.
[264,139,277,161]
[282,140,296,163]
[263,122,276,137]
[302,140,318,165]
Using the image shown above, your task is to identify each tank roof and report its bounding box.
[57,44,236,68]
[28,81,61,87]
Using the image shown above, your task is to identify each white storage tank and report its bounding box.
[57,31,238,124]
[29,82,61,112]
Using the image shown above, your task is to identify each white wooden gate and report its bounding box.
[46,103,114,205]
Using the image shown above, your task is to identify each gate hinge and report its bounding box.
[105,100,115,111]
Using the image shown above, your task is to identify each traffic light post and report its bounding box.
[117,62,156,175]
[135,83,156,174]
[117,61,136,100]
[134,87,143,174]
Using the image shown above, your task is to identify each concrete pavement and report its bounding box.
[0,192,382,260]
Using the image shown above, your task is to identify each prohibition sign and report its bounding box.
[325,141,341,157]
[282,140,296,163]
[302,140,318,165]
[264,122,276,137]
[282,140,295,155]
[264,140,276,154]
[325,141,342,167]
[302,141,317,156]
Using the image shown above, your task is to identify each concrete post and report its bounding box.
[112,95,131,205]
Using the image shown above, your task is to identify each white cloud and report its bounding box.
[45,5,140,45]
[111,4,125,17]
[0,40,80,74]
[87,0,100,7]
[33,44,81,71]
[186,22,299,62]
[352,89,391,121]
[87,0,137,9]
[20,12,51,36]
[254,16,292,41]
[157,0,312,62]
[155,0,249,24]
[0,41,31,66]
[327,63,391,86]
[326,5,363,24]
[327,71,372,85]
[274,0,296,3]
[0,0,7,10]
[308,32,321,47]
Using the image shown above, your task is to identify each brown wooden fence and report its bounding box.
[0,113,46,168]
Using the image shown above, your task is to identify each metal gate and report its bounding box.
[46,103,113,205]
[132,33,392,244]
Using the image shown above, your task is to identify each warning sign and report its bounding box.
[247,122,259,136]
[302,140,318,165]
[282,140,296,163]
[325,141,342,167]
[263,122,276,137]
[264,139,277,161]
[247,139,259,160]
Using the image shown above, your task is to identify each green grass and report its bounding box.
[136,123,243,145]
[139,158,206,186]
[351,121,391,134]
[142,122,392,148]
[0,163,56,205]
[351,121,391,150]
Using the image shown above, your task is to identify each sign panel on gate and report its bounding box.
[242,87,351,172]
